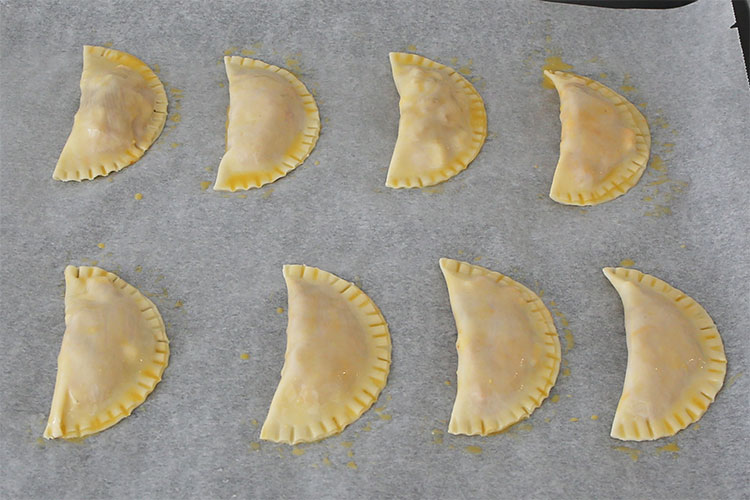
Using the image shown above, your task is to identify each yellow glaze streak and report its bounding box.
[215,56,320,191]
[260,265,391,444]
[54,46,167,181]
[604,267,726,441]
[545,71,650,205]
[440,259,560,436]
[386,52,487,188]
[541,56,574,88]
[44,266,169,439]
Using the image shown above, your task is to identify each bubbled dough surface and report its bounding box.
[60,51,159,166]
[389,65,472,175]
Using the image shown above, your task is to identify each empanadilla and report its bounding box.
[215,56,320,191]
[545,71,650,205]
[604,267,726,441]
[45,266,169,439]
[386,52,487,188]
[261,265,391,444]
[54,46,167,181]
[440,258,560,436]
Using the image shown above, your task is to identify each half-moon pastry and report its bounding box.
[261,265,391,444]
[44,266,169,439]
[215,56,320,191]
[54,46,167,181]
[604,267,726,441]
[386,52,487,188]
[545,70,650,205]
[440,258,560,435]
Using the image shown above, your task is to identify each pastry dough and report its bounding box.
[386,52,487,188]
[440,258,560,436]
[215,56,320,191]
[54,46,167,181]
[44,266,169,439]
[545,70,650,205]
[604,267,726,441]
[261,265,391,444]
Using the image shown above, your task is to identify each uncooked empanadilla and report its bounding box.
[44,266,169,439]
[440,258,560,436]
[261,265,391,444]
[604,267,726,441]
[215,56,320,191]
[386,52,487,188]
[545,70,650,205]
[53,46,167,181]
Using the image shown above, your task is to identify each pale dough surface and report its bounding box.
[441,258,560,436]
[45,266,169,440]
[604,267,726,441]
[260,265,390,444]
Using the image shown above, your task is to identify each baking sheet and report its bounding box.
[1,0,749,498]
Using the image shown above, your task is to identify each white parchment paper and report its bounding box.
[1,0,748,498]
